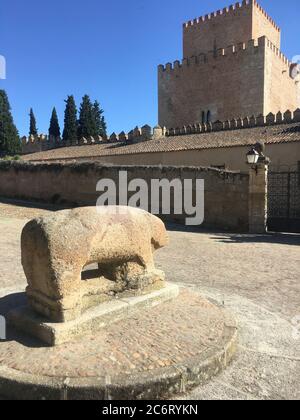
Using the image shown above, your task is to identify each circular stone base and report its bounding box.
[0,289,237,400]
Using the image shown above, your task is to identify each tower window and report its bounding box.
[207,111,211,123]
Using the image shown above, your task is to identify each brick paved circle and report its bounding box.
[0,289,237,400]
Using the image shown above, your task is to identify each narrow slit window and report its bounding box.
[207,111,211,123]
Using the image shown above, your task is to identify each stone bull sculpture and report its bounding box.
[21,206,169,322]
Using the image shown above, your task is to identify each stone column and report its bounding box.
[248,162,269,234]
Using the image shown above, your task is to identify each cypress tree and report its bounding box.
[0,90,20,156]
[29,108,38,136]
[78,95,95,139]
[100,116,107,136]
[48,107,61,139]
[92,101,107,136]
[62,95,78,144]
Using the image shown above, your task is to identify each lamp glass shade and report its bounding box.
[247,150,259,165]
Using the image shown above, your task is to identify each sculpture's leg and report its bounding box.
[137,246,156,272]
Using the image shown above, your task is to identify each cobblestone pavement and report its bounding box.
[0,200,299,400]
[158,225,300,321]
[0,290,229,378]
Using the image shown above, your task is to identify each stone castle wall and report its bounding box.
[264,41,300,116]
[159,36,266,128]
[252,1,280,49]
[158,36,299,128]
[0,161,250,232]
[159,1,299,129]
[183,0,280,58]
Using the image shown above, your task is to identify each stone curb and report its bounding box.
[0,315,238,400]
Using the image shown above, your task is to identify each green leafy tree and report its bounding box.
[29,108,38,136]
[0,90,20,156]
[78,95,95,139]
[92,100,107,136]
[62,95,78,144]
[48,107,61,139]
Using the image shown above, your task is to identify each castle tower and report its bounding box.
[158,0,300,128]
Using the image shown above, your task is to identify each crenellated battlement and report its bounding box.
[21,134,106,155]
[184,0,251,28]
[107,125,161,143]
[183,0,279,33]
[253,0,280,32]
[164,109,300,137]
[265,38,292,67]
[160,37,261,72]
[159,36,292,75]
[20,110,300,157]
[21,125,161,155]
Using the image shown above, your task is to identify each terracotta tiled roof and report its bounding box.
[22,122,300,162]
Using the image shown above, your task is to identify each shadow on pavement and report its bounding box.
[0,292,49,349]
[0,197,65,212]
[210,232,300,246]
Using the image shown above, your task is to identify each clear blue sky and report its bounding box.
[1,0,299,136]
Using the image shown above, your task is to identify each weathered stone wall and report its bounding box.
[158,38,266,127]
[264,42,300,115]
[252,2,280,49]
[0,162,249,232]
